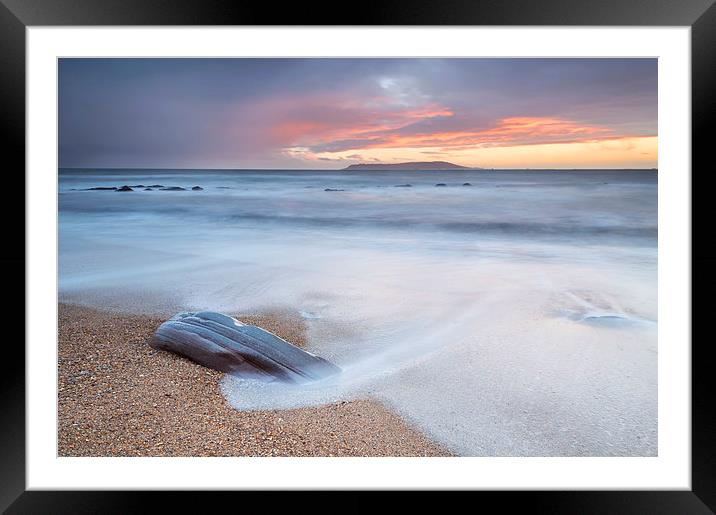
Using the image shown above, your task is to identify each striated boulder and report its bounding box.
[151,311,341,383]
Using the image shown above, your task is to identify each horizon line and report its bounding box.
[58,166,659,171]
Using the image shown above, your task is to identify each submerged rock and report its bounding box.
[463,182,472,186]
[580,312,635,327]
[130,184,145,188]
[151,311,341,383]
[116,185,134,192]
[160,186,186,191]
[394,184,412,187]
[191,186,203,191]
[435,183,447,187]
[85,187,117,191]
[324,188,345,192]
[148,184,164,188]
[144,188,153,191]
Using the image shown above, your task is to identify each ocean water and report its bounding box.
[59,168,657,456]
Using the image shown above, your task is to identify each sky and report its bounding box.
[59,58,657,169]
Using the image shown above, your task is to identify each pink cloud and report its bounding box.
[359,117,615,150]
[212,89,640,163]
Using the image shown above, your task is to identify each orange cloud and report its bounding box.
[269,104,454,146]
[350,117,615,151]
[317,135,658,169]
[221,90,654,168]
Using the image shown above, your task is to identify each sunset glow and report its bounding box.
[59,58,657,169]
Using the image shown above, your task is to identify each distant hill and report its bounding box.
[342,161,474,171]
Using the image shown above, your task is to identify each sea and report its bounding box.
[59,168,658,456]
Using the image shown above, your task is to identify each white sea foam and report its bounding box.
[59,169,657,456]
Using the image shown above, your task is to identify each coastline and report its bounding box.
[58,303,450,457]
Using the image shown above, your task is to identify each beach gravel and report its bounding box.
[58,304,449,457]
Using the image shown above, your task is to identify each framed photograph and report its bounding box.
[5,0,714,511]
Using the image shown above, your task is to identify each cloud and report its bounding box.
[58,58,657,168]
[290,115,626,159]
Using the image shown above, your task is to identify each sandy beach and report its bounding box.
[58,303,450,457]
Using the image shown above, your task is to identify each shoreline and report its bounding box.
[58,303,450,457]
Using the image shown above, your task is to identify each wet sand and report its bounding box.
[58,303,450,457]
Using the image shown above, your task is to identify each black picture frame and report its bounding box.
[3,0,714,512]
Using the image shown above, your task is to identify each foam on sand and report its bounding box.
[60,168,657,456]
